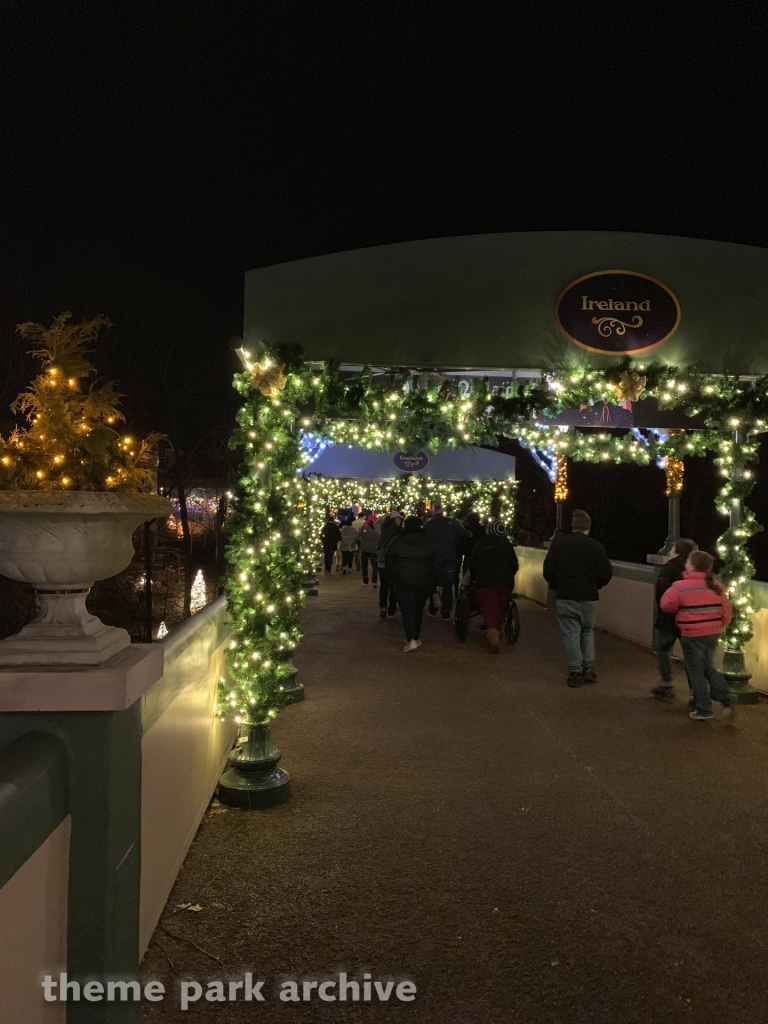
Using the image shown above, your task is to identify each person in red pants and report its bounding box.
[468,519,519,652]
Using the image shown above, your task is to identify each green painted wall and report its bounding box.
[0,732,69,889]
[0,709,142,1024]
[244,231,768,374]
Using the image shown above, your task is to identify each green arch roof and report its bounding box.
[244,231,768,374]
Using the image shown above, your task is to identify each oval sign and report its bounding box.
[555,270,680,355]
[393,451,429,473]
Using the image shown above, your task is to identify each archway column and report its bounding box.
[658,450,684,555]
[553,454,568,535]
[721,428,760,704]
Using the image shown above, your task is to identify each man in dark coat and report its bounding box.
[652,537,698,701]
[424,501,470,619]
[385,516,437,652]
[468,519,519,652]
[543,509,613,687]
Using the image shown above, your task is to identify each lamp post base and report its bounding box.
[218,722,291,809]
[721,648,760,705]
[302,573,319,597]
[281,662,305,704]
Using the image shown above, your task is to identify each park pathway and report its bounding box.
[143,573,768,1023]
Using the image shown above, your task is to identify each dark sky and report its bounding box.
[1,1,767,432]
[2,1,767,566]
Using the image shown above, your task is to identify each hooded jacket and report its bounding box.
[424,513,470,570]
[377,518,401,567]
[340,524,359,552]
[469,534,519,588]
[385,533,437,589]
[360,521,380,554]
[659,571,732,638]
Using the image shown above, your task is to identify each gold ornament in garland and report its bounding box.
[250,360,287,397]
[612,370,647,405]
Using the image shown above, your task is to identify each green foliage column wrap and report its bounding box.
[220,356,309,724]
[714,430,762,650]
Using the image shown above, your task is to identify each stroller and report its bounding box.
[454,578,520,645]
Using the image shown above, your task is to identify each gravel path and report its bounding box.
[142,573,768,1023]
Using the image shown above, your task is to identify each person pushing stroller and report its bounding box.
[468,519,519,653]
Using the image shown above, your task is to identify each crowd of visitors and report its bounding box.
[319,502,735,722]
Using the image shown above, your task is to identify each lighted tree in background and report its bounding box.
[190,569,207,613]
[0,313,161,491]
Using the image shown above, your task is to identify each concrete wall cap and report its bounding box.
[0,491,171,516]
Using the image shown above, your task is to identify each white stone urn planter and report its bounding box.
[0,491,171,666]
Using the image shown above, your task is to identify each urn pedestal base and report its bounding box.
[0,588,130,666]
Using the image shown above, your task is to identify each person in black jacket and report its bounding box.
[377,511,403,617]
[320,515,342,574]
[468,519,519,652]
[385,516,437,652]
[543,509,613,687]
[652,537,698,701]
[424,501,471,619]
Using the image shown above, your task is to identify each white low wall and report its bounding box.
[515,546,548,606]
[594,561,656,648]
[516,545,768,691]
[0,595,238,992]
[139,597,237,955]
[0,817,69,1023]
[744,585,768,691]
[516,546,656,645]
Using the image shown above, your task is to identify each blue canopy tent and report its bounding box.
[306,443,515,481]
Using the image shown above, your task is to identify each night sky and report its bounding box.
[1,1,767,558]
[4,4,767,297]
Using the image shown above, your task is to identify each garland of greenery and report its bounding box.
[300,475,517,573]
[221,349,312,723]
[221,347,764,723]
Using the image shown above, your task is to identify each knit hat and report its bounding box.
[489,519,506,536]
[571,509,591,532]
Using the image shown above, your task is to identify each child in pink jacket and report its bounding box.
[659,550,734,720]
